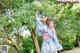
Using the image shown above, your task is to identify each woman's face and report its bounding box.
[49,21,53,28]
[50,21,53,26]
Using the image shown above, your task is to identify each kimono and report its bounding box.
[36,18,63,53]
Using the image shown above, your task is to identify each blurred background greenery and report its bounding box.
[0,0,80,53]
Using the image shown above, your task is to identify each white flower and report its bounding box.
[13,27,18,34]
[14,26,31,38]
[64,20,67,25]
[11,18,15,22]
[52,4,56,8]
[19,30,31,38]
[32,1,42,7]
[18,26,26,33]
[48,5,52,9]
[0,38,3,42]
[5,9,14,18]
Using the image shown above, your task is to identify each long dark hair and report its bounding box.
[46,18,52,27]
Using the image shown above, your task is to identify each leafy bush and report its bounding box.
[21,36,35,53]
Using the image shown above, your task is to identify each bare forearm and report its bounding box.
[35,10,38,20]
[52,28,56,33]
[52,27,57,36]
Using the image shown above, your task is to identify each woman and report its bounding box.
[36,15,63,53]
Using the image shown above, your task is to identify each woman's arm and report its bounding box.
[51,27,57,35]
[35,10,43,35]
[35,10,38,21]
[51,22,57,36]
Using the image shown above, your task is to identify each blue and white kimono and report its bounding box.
[36,18,63,53]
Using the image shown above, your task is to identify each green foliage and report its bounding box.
[37,36,42,49]
[55,4,80,50]
[8,47,17,53]
[21,37,35,53]
[0,0,80,53]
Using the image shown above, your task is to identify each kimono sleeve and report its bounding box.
[36,18,43,35]
[48,29,59,43]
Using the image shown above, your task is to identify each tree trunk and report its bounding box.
[0,10,1,14]
[6,37,20,53]
[76,35,80,47]
[79,41,80,47]
[31,28,40,53]
[16,46,20,53]
[78,37,80,47]
[3,27,20,53]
